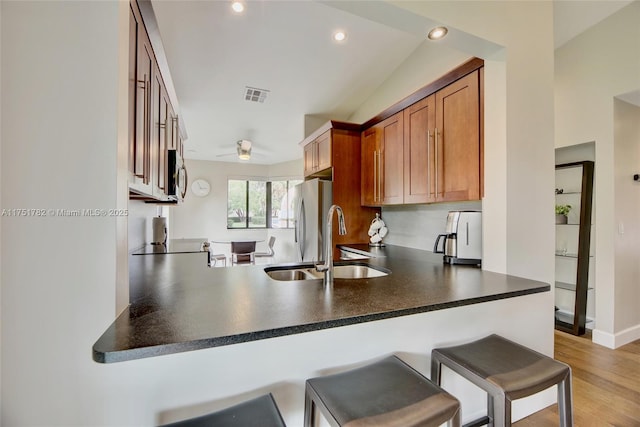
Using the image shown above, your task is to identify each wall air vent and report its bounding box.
[244,86,270,103]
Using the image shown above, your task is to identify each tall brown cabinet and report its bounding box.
[300,121,380,245]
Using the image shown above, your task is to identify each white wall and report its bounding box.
[0,3,3,421]
[128,200,166,252]
[1,2,122,423]
[170,159,302,263]
[348,41,471,123]
[613,99,640,333]
[555,0,640,347]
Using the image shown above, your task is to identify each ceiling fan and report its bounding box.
[216,140,255,161]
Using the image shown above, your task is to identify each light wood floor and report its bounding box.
[516,330,640,426]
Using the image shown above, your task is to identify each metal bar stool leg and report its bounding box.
[303,385,315,427]
[559,371,574,427]
[449,407,462,427]
[487,395,494,427]
[430,355,442,385]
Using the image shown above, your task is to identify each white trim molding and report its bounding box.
[592,324,640,349]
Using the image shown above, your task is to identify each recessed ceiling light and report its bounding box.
[231,1,244,13]
[333,31,347,42]
[427,26,448,40]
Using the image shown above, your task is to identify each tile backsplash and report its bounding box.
[381,201,482,252]
[128,201,168,253]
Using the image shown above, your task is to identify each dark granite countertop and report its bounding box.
[131,238,208,255]
[93,244,549,363]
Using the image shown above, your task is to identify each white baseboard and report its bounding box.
[592,324,640,349]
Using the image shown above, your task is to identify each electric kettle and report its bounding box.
[433,211,482,266]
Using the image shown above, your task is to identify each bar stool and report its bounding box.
[305,355,461,427]
[431,334,573,427]
[162,393,286,427]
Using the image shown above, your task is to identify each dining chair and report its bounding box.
[209,252,227,267]
[255,236,276,258]
[231,241,256,264]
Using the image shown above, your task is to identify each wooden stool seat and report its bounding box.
[431,334,573,426]
[305,355,461,427]
[163,393,286,427]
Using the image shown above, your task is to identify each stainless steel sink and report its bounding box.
[265,269,317,281]
[332,265,388,279]
[265,264,389,281]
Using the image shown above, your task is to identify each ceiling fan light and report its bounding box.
[237,139,252,160]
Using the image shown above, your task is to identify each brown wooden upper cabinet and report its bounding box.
[361,112,404,206]
[303,131,332,177]
[299,121,380,244]
[434,70,480,202]
[128,0,186,202]
[362,66,482,206]
[403,94,436,203]
[129,2,153,194]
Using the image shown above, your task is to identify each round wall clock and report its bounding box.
[191,179,211,197]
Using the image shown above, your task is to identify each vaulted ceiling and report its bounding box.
[151,0,634,165]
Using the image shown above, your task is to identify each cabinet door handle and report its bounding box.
[373,151,377,203]
[161,117,169,191]
[434,127,439,198]
[180,165,188,200]
[427,130,432,197]
[146,75,152,184]
[378,150,383,202]
[135,79,147,179]
[140,75,151,183]
[173,116,179,149]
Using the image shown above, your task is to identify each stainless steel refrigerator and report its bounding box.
[293,179,332,262]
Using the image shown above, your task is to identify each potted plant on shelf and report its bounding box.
[555,204,572,224]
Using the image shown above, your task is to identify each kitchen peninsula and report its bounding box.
[94,245,553,424]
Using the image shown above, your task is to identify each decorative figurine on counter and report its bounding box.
[368,213,388,247]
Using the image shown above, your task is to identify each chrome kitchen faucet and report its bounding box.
[316,205,346,287]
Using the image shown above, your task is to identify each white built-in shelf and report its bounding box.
[555,310,595,329]
[555,253,594,258]
[555,281,594,291]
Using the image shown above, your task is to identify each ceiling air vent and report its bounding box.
[244,86,269,103]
